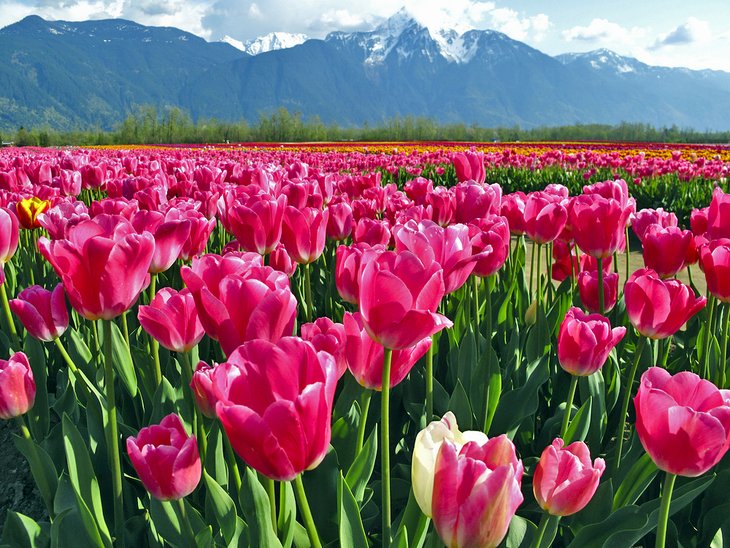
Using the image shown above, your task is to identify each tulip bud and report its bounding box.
[10,284,69,342]
[0,353,36,419]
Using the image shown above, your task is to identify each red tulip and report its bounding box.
[137,288,204,353]
[570,195,630,259]
[359,250,451,350]
[642,224,695,278]
[533,438,605,516]
[9,284,68,342]
[624,268,706,339]
[432,436,523,548]
[301,317,347,378]
[577,270,619,314]
[38,216,154,320]
[281,206,329,264]
[212,337,338,481]
[557,307,626,376]
[190,361,217,418]
[126,413,201,500]
[468,215,510,278]
[524,192,567,245]
[343,312,431,389]
[635,367,730,476]
[700,239,730,302]
[0,353,36,419]
[225,192,287,255]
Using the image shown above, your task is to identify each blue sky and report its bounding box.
[1,0,728,70]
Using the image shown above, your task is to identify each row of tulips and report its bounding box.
[0,145,729,547]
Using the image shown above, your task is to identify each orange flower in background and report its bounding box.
[16,197,50,229]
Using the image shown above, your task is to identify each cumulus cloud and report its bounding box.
[489,8,549,41]
[563,18,641,43]
[650,17,711,49]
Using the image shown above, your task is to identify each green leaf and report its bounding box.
[345,426,378,504]
[389,524,408,548]
[2,512,49,548]
[66,328,93,368]
[338,474,368,548]
[448,380,473,430]
[277,481,296,548]
[613,453,658,510]
[504,515,536,548]
[23,334,49,439]
[109,320,137,397]
[50,476,105,548]
[12,436,58,516]
[203,470,236,545]
[301,448,340,544]
[490,356,549,437]
[149,499,183,546]
[564,397,592,444]
[239,469,282,548]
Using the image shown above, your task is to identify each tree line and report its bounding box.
[4,105,730,146]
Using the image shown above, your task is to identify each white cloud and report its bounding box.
[562,18,648,45]
[488,7,549,41]
[247,2,261,19]
[650,17,711,49]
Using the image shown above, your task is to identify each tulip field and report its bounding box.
[1,141,730,547]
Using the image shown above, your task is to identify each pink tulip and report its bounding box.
[225,192,287,255]
[212,337,337,481]
[326,201,354,241]
[700,239,730,302]
[426,185,456,227]
[501,191,527,236]
[190,361,217,418]
[708,188,730,240]
[404,177,434,205]
[453,151,486,184]
[9,284,68,342]
[468,215,510,278]
[171,208,216,261]
[635,367,730,476]
[570,195,630,259]
[352,217,391,247]
[533,438,605,516]
[624,268,706,339]
[281,206,329,264]
[630,208,677,243]
[524,192,567,245]
[453,182,501,224]
[36,200,90,240]
[432,436,523,548]
[0,353,36,419]
[132,210,191,274]
[269,244,297,277]
[137,288,204,353]
[181,259,296,356]
[301,317,347,378]
[577,270,619,314]
[642,224,695,278]
[0,208,19,284]
[126,413,201,500]
[690,207,709,238]
[557,307,626,376]
[359,250,451,350]
[335,243,385,305]
[38,216,154,320]
[343,312,431,389]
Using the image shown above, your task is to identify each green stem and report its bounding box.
[303,262,313,323]
[16,416,32,440]
[721,305,729,389]
[535,243,542,310]
[598,257,605,316]
[613,336,647,474]
[293,475,322,548]
[529,239,536,296]
[148,273,162,387]
[177,498,197,544]
[560,376,579,439]
[182,351,205,461]
[703,297,717,380]
[425,343,434,422]
[381,347,393,545]
[532,513,559,548]
[103,320,124,544]
[120,311,130,348]
[655,473,677,548]
[149,271,158,304]
[473,275,481,328]
[54,337,99,400]
[0,282,20,348]
[484,275,493,342]
[355,390,372,455]
[223,432,242,495]
[263,475,278,536]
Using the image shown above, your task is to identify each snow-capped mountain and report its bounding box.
[557,49,647,75]
[239,32,308,55]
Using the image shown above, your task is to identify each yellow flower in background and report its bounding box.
[16,197,50,229]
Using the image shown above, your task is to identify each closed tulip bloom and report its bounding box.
[468,215,509,278]
[190,361,217,418]
[126,413,201,501]
[269,244,297,277]
[690,207,709,238]
[137,288,204,353]
[171,208,216,261]
[432,436,524,548]
[16,197,50,229]
[700,239,730,302]
[0,208,19,284]
[212,337,338,481]
[281,206,329,264]
[412,412,490,517]
[533,438,605,516]
[642,224,695,278]
[0,353,36,419]
[624,268,706,339]
[577,270,619,314]
[630,208,678,243]
[36,200,90,240]
[453,182,501,223]
[635,367,730,476]
[9,284,69,342]
[301,317,347,378]
[708,188,730,240]
[335,243,385,305]
[226,193,287,255]
[453,151,486,184]
[359,250,451,350]
[352,217,391,247]
[570,195,630,259]
[343,312,431,389]
[132,210,191,274]
[551,241,579,282]
[404,177,434,205]
[500,191,527,236]
[38,216,155,320]
[326,201,354,241]
[426,185,456,227]
[557,307,626,376]
[524,192,567,245]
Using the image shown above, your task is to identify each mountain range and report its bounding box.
[1,10,729,132]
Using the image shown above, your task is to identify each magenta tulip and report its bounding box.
[624,268,706,339]
[9,284,68,342]
[635,367,730,476]
[126,413,201,500]
[190,361,217,418]
[269,244,297,277]
[708,188,730,240]
[359,250,451,350]
[38,216,154,320]
[524,192,567,245]
[326,201,354,241]
[700,239,730,302]
[432,436,523,548]
[533,438,605,516]
[301,317,347,379]
[501,191,527,236]
[352,217,391,247]
[335,243,385,305]
[453,181,501,224]
[642,224,695,278]
[570,195,630,259]
[630,208,677,243]
[225,192,287,255]
[281,206,329,264]
[577,270,619,314]
[137,288,204,353]
[0,353,36,419]
[453,151,486,184]
[468,215,510,278]
[557,307,626,376]
[426,185,456,227]
[131,210,191,274]
[212,337,338,481]
[0,208,19,284]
